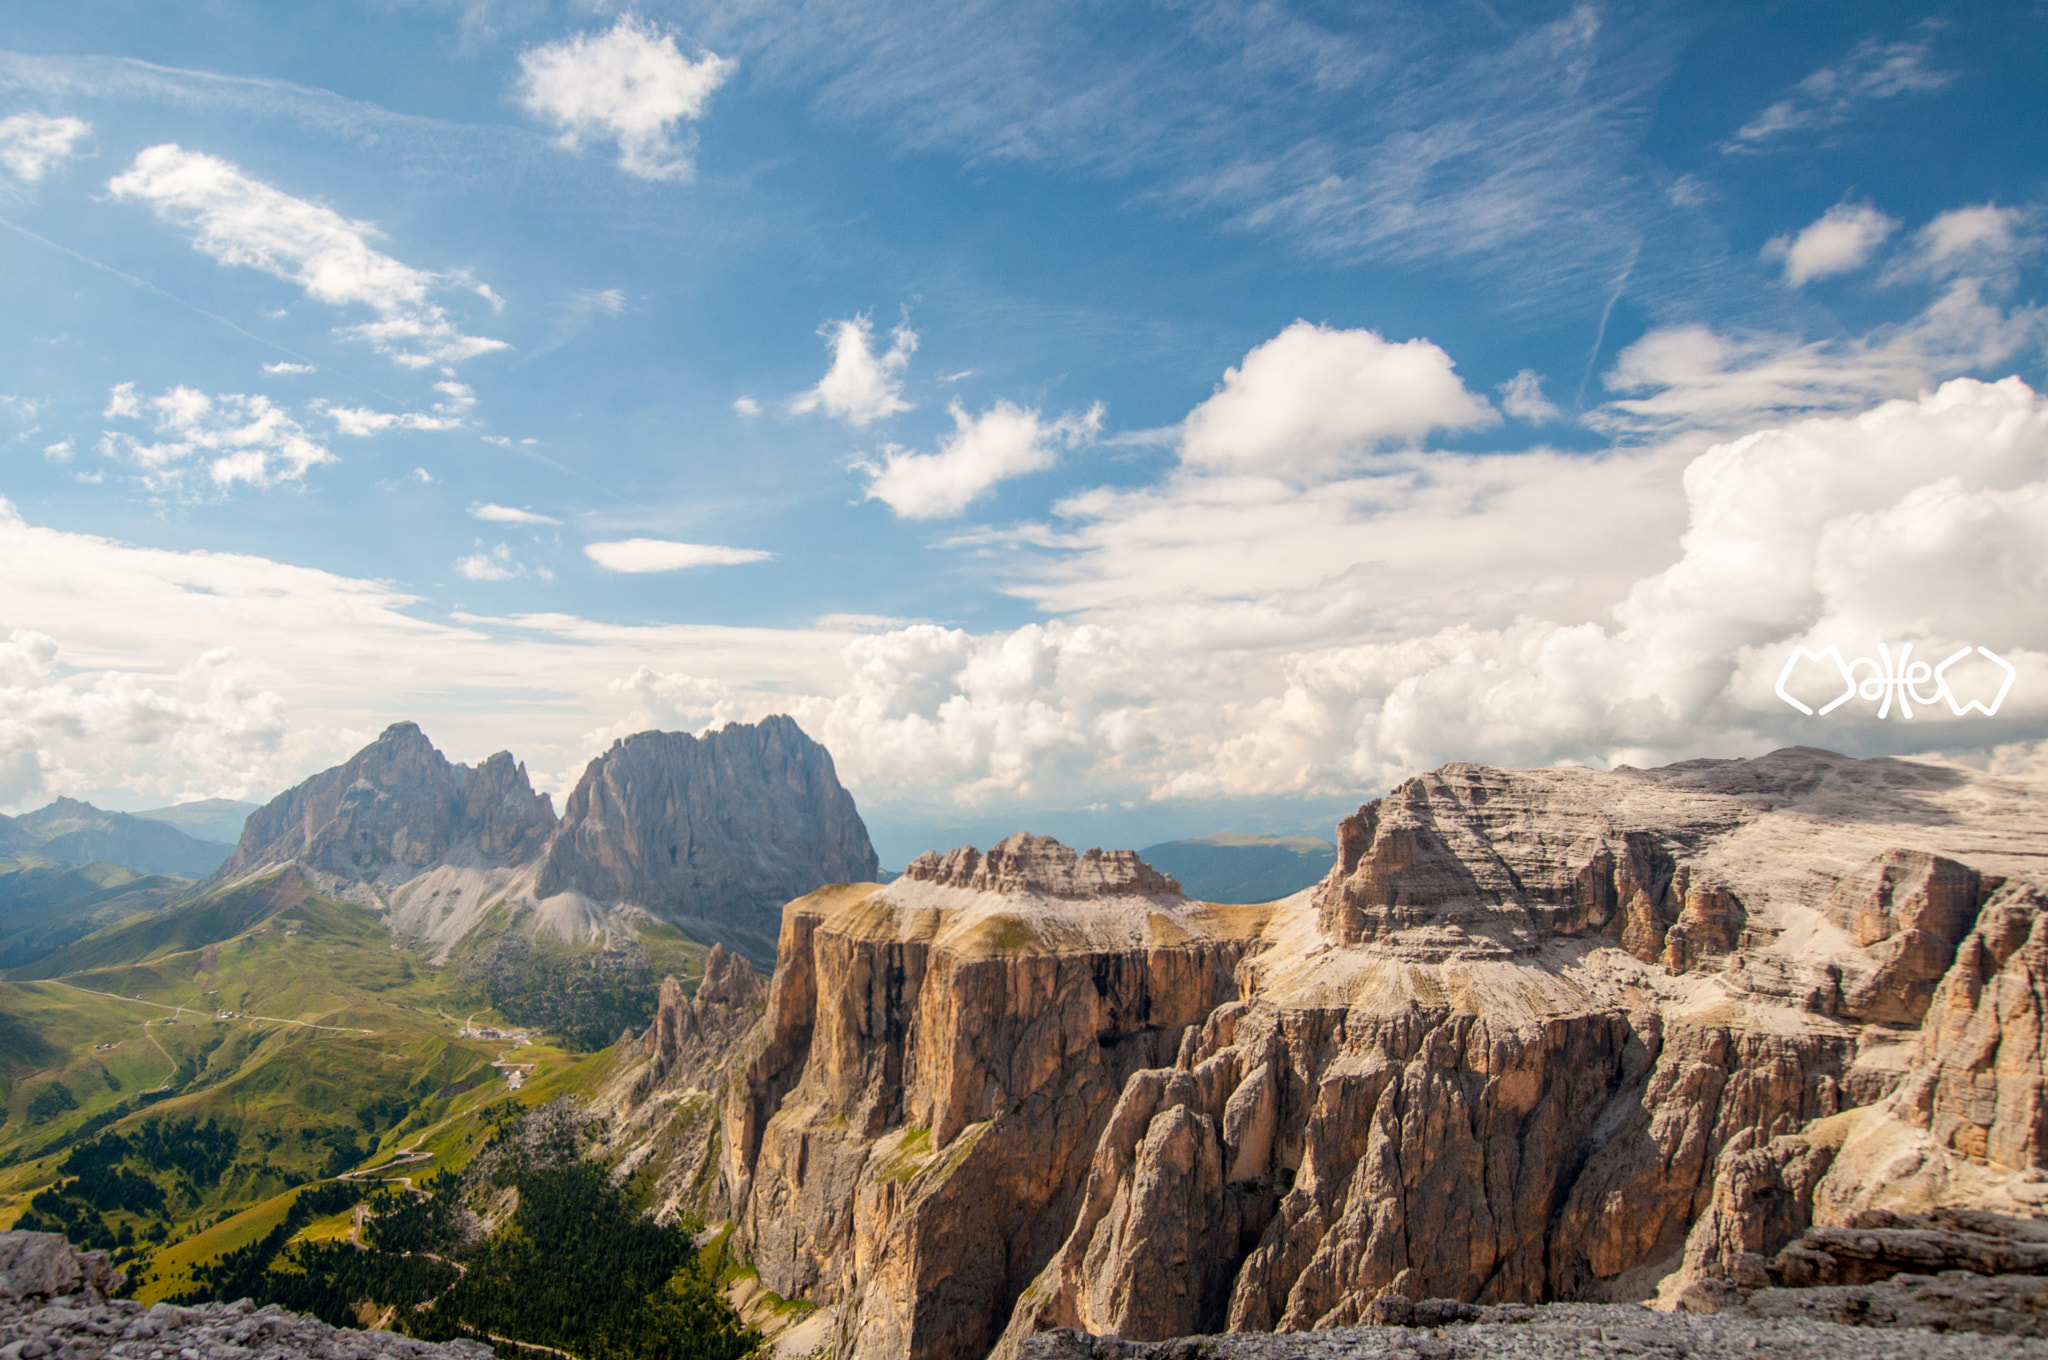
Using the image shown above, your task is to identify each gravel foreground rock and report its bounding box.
[1020,1299,2048,1360]
[0,1232,492,1360]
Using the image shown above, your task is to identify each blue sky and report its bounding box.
[2,0,2045,865]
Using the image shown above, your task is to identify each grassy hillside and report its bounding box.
[0,869,678,1297]
[0,858,191,971]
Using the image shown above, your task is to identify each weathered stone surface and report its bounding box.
[652,748,2048,1360]
[725,856,1269,1360]
[1896,881,2048,1167]
[215,722,556,884]
[904,835,1180,899]
[537,717,879,962]
[0,1231,492,1360]
[1020,1302,2048,1359]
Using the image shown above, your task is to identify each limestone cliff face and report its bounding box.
[536,716,879,962]
[214,722,556,884]
[721,839,1266,1360]
[675,748,2048,1360]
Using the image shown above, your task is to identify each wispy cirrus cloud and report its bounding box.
[1724,33,1956,152]
[471,503,561,526]
[107,144,507,369]
[683,0,1678,311]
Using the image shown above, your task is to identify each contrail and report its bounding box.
[0,214,402,406]
[1576,239,1641,410]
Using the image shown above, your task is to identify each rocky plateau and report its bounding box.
[593,747,2048,1360]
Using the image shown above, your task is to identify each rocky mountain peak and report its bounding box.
[902,832,1181,898]
[534,716,879,962]
[213,720,557,884]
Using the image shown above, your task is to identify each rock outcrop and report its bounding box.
[716,837,1262,1360]
[536,717,879,962]
[647,747,2048,1360]
[0,1230,494,1360]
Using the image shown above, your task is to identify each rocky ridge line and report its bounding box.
[903,834,1181,898]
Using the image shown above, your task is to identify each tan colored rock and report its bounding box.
[727,843,1270,1360]
[683,748,2048,1360]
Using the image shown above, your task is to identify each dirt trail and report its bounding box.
[45,979,374,1034]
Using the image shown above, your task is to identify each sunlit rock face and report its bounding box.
[214,721,557,884]
[673,748,2048,1360]
[210,714,878,961]
[535,715,879,961]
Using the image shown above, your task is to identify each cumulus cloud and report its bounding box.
[858,400,1103,519]
[471,503,561,526]
[1765,203,1898,286]
[732,396,762,418]
[583,539,772,572]
[775,377,2048,809]
[790,314,917,425]
[1179,322,1496,480]
[456,543,526,582]
[516,15,734,181]
[107,145,507,368]
[262,361,315,376]
[1726,35,1955,151]
[1497,369,1559,421]
[0,112,89,183]
[98,382,335,492]
[43,439,72,464]
[0,627,287,810]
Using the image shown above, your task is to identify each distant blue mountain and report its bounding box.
[1140,832,1337,904]
[14,797,233,879]
[132,797,260,848]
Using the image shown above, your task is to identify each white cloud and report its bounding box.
[790,314,917,426]
[583,539,772,572]
[315,380,472,436]
[262,361,315,376]
[42,439,72,464]
[1895,204,2043,283]
[1498,369,1559,421]
[98,382,335,492]
[572,287,627,315]
[0,112,89,183]
[1179,322,1496,480]
[1764,203,1898,286]
[732,396,762,418]
[1726,35,1955,150]
[858,399,1103,519]
[107,145,508,368]
[516,15,735,181]
[0,625,287,810]
[471,503,560,526]
[456,543,524,582]
[319,405,461,436]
